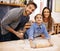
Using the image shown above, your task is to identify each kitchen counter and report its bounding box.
[0,34,60,51]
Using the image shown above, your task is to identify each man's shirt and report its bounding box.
[15,13,29,31]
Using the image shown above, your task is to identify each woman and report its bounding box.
[42,7,55,35]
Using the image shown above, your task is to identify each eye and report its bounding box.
[44,11,47,13]
[39,16,42,19]
[32,9,34,12]
[47,11,49,13]
[29,7,31,9]
[28,6,35,12]
[44,11,49,13]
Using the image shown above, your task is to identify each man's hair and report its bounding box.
[27,2,37,8]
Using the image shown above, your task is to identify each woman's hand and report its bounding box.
[49,31,55,35]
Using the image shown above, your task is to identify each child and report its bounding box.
[27,14,53,48]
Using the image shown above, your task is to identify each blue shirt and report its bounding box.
[27,22,50,40]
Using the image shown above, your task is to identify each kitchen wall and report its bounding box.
[2,0,60,23]
[30,0,60,23]
[30,0,47,21]
[52,0,60,23]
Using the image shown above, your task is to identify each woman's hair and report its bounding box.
[34,14,42,20]
[42,7,54,31]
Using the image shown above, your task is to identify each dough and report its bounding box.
[33,39,52,48]
[36,43,51,48]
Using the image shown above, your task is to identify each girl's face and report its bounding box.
[35,15,43,25]
[44,9,50,18]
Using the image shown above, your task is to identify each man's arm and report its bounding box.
[1,8,24,38]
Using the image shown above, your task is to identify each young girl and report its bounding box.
[42,7,55,35]
[27,14,53,48]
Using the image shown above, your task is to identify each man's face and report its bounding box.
[25,4,36,15]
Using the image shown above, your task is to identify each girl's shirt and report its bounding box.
[27,22,50,40]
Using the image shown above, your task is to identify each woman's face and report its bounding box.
[35,15,43,24]
[44,9,50,18]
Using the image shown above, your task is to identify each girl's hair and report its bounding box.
[42,7,54,31]
[34,14,42,20]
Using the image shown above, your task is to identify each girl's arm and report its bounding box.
[27,24,36,48]
[29,39,36,48]
[48,39,53,46]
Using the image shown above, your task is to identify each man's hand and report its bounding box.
[15,31,24,39]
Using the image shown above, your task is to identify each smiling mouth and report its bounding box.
[27,11,31,14]
[38,20,41,21]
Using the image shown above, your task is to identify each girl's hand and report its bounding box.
[30,43,36,48]
[49,43,53,46]
[29,40,36,48]
[48,39,53,46]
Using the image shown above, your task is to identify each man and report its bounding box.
[1,2,37,41]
